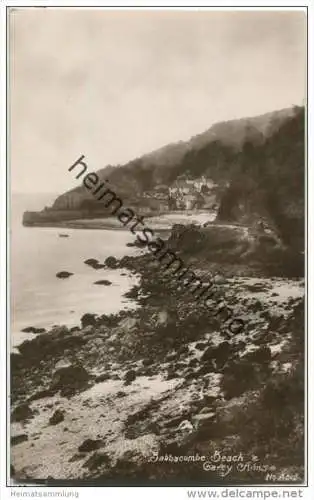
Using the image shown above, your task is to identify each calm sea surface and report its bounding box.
[10,193,139,348]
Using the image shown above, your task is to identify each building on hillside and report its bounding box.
[168,176,218,198]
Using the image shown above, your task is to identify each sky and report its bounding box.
[9,8,307,194]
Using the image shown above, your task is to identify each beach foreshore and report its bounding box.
[22,211,216,231]
[11,239,304,485]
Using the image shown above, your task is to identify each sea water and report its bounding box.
[10,193,139,348]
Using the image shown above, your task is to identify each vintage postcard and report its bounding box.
[6,5,307,490]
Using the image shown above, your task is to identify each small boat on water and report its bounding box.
[58,233,69,238]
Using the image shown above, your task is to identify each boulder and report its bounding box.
[11,434,28,446]
[11,403,34,423]
[214,341,232,368]
[201,341,231,368]
[21,326,46,334]
[78,439,103,452]
[245,346,272,364]
[56,271,73,279]
[51,364,90,393]
[195,342,208,351]
[84,258,105,269]
[81,313,97,328]
[192,412,215,426]
[83,452,111,471]
[177,420,194,432]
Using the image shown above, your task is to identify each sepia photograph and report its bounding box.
[6,5,307,488]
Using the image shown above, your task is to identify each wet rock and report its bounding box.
[11,403,34,423]
[124,369,137,385]
[254,332,275,346]
[177,420,194,432]
[94,280,112,286]
[84,258,104,270]
[14,325,80,366]
[192,412,216,426]
[245,346,272,364]
[95,372,111,383]
[68,453,86,463]
[51,364,90,394]
[214,274,227,285]
[78,438,103,452]
[49,409,65,425]
[195,342,208,351]
[56,271,73,279]
[21,326,46,334]
[165,353,177,362]
[124,287,139,299]
[81,325,95,335]
[28,388,56,402]
[104,256,119,269]
[11,434,28,446]
[116,391,126,398]
[156,310,170,327]
[83,451,111,471]
[201,341,231,368]
[84,258,98,266]
[81,313,97,328]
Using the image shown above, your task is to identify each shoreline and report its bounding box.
[11,234,305,484]
[21,210,217,231]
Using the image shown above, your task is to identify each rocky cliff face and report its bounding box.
[52,190,87,210]
[217,107,305,251]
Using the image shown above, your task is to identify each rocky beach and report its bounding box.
[11,221,305,485]
[11,104,305,486]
